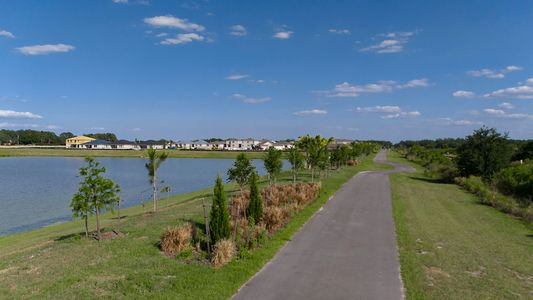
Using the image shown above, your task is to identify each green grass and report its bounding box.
[0,154,385,299]
[0,148,266,159]
[388,151,533,299]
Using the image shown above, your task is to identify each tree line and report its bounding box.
[0,129,121,145]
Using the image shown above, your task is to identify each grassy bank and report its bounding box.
[388,151,533,299]
[0,154,388,299]
[0,148,265,159]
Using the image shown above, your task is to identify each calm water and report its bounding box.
[0,157,284,236]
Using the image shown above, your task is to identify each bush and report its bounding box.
[160,223,193,256]
[455,176,532,222]
[211,239,235,267]
[210,176,231,244]
[493,162,533,207]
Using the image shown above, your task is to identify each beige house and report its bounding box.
[65,136,95,148]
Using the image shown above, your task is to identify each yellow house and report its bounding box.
[65,136,95,148]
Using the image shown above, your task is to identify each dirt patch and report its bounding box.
[0,266,16,274]
[92,230,125,241]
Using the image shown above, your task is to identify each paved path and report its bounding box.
[233,150,414,300]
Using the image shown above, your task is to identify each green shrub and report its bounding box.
[493,162,533,208]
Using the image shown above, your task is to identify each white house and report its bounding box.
[258,140,274,151]
[272,141,294,150]
[224,138,260,150]
[191,140,211,150]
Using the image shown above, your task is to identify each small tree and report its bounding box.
[263,147,283,184]
[247,172,262,223]
[227,153,256,191]
[287,147,304,183]
[210,175,231,244]
[457,127,512,180]
[145,148,168,212]
[71,157,120,239]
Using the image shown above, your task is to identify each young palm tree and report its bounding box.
[145,148,168,212]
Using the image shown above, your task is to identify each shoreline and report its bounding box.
[0,148,266,159]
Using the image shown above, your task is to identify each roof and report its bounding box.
[111,140,137,145]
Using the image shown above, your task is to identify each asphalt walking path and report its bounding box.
[233,150,415,300]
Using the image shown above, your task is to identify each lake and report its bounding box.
[0,157,283,236]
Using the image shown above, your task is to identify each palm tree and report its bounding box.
[145,148,168,212]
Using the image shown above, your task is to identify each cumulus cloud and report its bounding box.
[0,109,42,119]
[230,25,247,36]
[319,78,428,97]
[483,106,533,120]
[232,93,271,104]
[0,30,15,38]
[273,31,293,39]
[160,33,204,45]
[293,109,327,116]
[467,65,522,79]
[112,0,128,3]
[498,102,514,109]
[483,78,533,99]
[356,106,420,119]
[16,44,75,55]
[226,74,250,80]
[360,31,416,54]
[439,118,482,126]
[328,29,350,35]
[453,90,475,98]
[144,15,205,32]
[0,122,40,129]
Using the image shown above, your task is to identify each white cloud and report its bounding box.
[0,30,15,38]
[86,127,105,131]
[467,65,522,79]
[356,106,402,113]
[453,90,475,98]
[132,127,141,131]
[160,33,204,45]
[273,31,293,39]
[112,0,128,3]
[226,74,250,80]
[439,118,482,126]
[0,122,39,128]
[483,78,533,99]
[360,31,415,54]
[230,25,247,36]
[498,102,514,109]
[356,106,420,119]
[232,93,271,104]
[144,15,205,32]
[293,109,327,116]
[155,32,168,37]
[328,29,350,35]
[483,106,533,120]
[320,78,428,97]
[0,109,42,119]
[16,44,75,55]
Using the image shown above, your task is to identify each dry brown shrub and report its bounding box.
[160,223,193,256]
[230,191,250,218]
[252,223,267,241]
[263,206,285,232]
[211,239,235,267]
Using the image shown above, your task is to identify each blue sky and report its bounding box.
[1,0,533,142]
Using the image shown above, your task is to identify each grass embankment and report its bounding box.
[0,154,389,299]
[0,148,265,159]
[388,151,533,299]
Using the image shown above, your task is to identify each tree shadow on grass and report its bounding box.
[408,176,452,185]
[54,232,82,242]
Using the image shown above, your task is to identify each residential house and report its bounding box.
[272,141,294,150]
[79,139,112,150]
[65,135,96,148]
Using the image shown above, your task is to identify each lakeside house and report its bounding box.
[65,135,96,148]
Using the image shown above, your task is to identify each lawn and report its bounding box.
[388,151,533,299]
[0,154,389,299]
[0,148,266,159]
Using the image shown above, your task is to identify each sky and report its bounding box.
[1,0,533,142]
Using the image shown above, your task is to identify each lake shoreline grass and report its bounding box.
[388,151,533,299]
[0,153,391,298]
[0,148,266,159]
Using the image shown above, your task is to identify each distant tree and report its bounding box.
[85,133,118,142]
[286,147,304,183]
[210,175,231,244]
[247,172,263,223]
[457,127,512,180]
[227,153,255,191]
[263,147,283,184]
[71,157,120,239]
[512,140,533,161]
[145,148,169,212]
[59,132,75,142]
